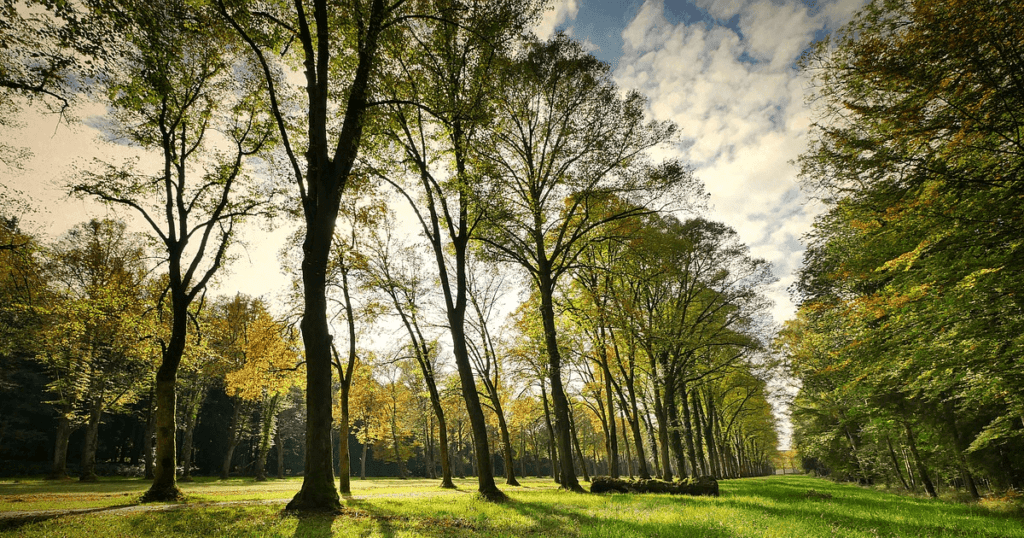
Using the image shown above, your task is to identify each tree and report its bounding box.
[466,256,520,486]
[370,0,538,499]
[70,0,276,500]
[474,36,695,491]
[219,297,302,482]
[0,198,50,456]
[362,216,455,487]
[789,0,1024,494]
[216,0,417,509]
[38,219,152,481]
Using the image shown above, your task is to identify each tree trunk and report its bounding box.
[180,419,195,482]
[885,436,910,490]
[624,387,651,479]
[621,414,634,478]
[665,380,687,479]
[142,387,156,480]
[700,392,719,478]
[289,233,340,510]
[48,410,74,480]
[79,397,103,482]
[603,362,619,478]
[337,385,352,492]
[946,407,980,499]
[680,381,699,477]
[276,427,285,479]
[360,438,368,480]
[651,359,672,481]
[494,399,520,486]
[255,395,279,482]
[540,382,559,483]
[904,421,937,498]
[691,389,708,476]
[180,387,202,482]
[568,405,590,482]
[143,324,185,501]
[537,277,583,492]
[640,398,661,479]
[433,403,454,487]
[221,398,243,480]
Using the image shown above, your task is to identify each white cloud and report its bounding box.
[615,0,868,325]
[534,0,580,40]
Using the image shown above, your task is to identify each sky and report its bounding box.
[537,0,867,326]
[7,0,867,326]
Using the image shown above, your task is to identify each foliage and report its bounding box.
[788,0,1024,494]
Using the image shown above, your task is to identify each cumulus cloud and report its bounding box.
[614,0,868,324]
[534,0,580,40]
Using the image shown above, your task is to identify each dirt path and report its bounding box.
[0,488,475,525]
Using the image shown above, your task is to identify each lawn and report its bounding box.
[1,475,1021,537]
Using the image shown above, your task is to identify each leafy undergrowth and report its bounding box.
[2,475,1022,537]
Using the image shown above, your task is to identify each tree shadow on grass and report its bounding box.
[0,502,142,531]
[717,493,1024,538]
[287,511,341,538]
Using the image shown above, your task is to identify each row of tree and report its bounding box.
[0,209,779,482]
[782,0,1024,497]
[2,0,779,508]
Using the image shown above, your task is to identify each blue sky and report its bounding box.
[536,0,867,325]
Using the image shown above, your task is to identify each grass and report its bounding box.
[0,476,548,511]
[2,475,1021,537]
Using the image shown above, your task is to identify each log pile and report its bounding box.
[589,476,719,497]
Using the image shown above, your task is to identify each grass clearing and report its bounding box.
[2,475,1021,537]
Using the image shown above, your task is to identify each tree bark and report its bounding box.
[650,359,673,481]
[904,421,937,498]
[48,411,74,480]
[540,381,559,483]
[180,415,196,482]
[276,426,285,479]
[537,274,583,492]
[221,397,243,480]
[690,389,708,476]
[79,397,103,482]
[142,387,156,480]
[621,414,634,478]
[255,395,279,482]
[602,360,619,478]
[568,405,590,482]
[885,436,910,490]
[143,298,187,502]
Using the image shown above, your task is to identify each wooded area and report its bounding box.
[1,0,780,510]
[782,0,1024,498]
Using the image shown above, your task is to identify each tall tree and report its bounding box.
[216,0,422,509]
[70,0,276,500]
[38,219,152,481]
[363,217,455,488]
[371,0,538,499]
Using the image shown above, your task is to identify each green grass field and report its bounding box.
[1,475,1020,537]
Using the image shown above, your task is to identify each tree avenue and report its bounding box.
[2,0,789,514]
[474,36,701,491]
